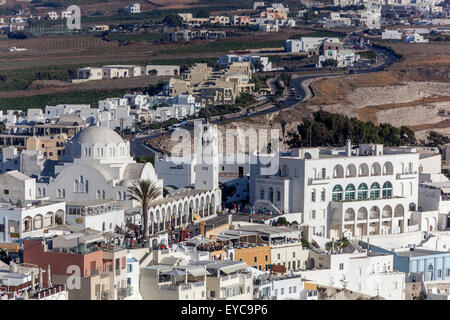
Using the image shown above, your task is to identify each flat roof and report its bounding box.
[396,249,448,258]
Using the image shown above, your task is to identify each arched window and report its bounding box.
[382,181,392,198]
[332,185,343,201]
[333,165,344,178]
[394,204,404,217]
[346,165,356,177]
[345,184,356,200]
[383,162,393,175]
[370,182,380,198]
[371,163,381,176]
[357,183,368,200]
[359,163,369,177]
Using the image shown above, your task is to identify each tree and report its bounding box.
[196,8,210,18]
[322,58,338,69]
[163,14,183,28]
[253,60,265,72]
[127,180,162,241]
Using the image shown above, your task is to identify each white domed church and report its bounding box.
[40,126,163,210]
[37,125,221,235]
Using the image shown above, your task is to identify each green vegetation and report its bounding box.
[322,58,338,69]
[358,50,377,59]
[325,237,350,253]
[198,104,241,119]
[421,131,450,151]
[160,39,285,55]
[235,93,256,108]
[287,111,417,148]
[163,14,184,28]
[106,32,164,42]
[136,155,155,165]
[0,87,148,110]
[151,57,218,68]
[290,30,347,40]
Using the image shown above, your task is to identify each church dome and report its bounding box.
[71,126,124,145]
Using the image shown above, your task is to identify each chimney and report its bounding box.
[345,139,352,156]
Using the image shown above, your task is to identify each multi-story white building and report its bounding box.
[254,274,318,300]
[285,37,341,53]
[250,141,423,239]
[125,3,141,14]
[317,49,360,68]
[382,29,403,40]
[218,54,273,72]
[302,248,405,300]
[125,254,142,300]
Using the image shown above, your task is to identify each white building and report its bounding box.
[38,125,163,211]
[47,11,59,20]
[125,3,141,14]
[0,200,66,243]
[303,249,405,300]
[218,54,273,72]
[145,65,180,76]
[382,29,403,40]
[317,49,360,68]
[254,274,318,300]
[285,37,340,53]
[125,254,142,300]
[250,141,423,240]
[404,33,429,43]
[419,181,450,231]
[64,200,125,233]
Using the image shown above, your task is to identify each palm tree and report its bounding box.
[127,179,161,242]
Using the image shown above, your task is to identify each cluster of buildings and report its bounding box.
[74,64,180,82]
[285,37,360,68]
[177,3,296,33]
[382,28,429,42]
[1,112,450,300]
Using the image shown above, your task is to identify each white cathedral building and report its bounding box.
[250,140,439,240]
[37,124,221,235]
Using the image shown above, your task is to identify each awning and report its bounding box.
[187,268,211,277]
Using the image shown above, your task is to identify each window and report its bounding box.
[277,191,281,202]
[311,189,316,202]
[0,224,4,233]
[357,183,368,200]
[370,182,380,198]
[265,255,268,262]
[311,210,316,219]
[345,184,355,200]
[289,287,292,294]
[293,252,296,258]
[438,269,442,278]
[293,286,297,293]
[260,189,265,199]
[281,288,284,295]
[382,181,393,198]
[127,264,132,273]
[277,254,280,260]
[247,286,250,293]
[339,263,344,270]
[332,185,343,201]
[321,189,326,201]
[254,256,257,263]
[3,189,8,195]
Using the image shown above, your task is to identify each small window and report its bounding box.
[3,189,9,195]
[339,263,344,270]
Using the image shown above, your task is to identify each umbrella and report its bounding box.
[161,269,186,277]
[39,268,43,289]
[31,270,35,293]
[47,265,52,288]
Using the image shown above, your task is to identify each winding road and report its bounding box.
[131,45,399,157]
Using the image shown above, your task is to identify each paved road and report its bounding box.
[130,45,399,158]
